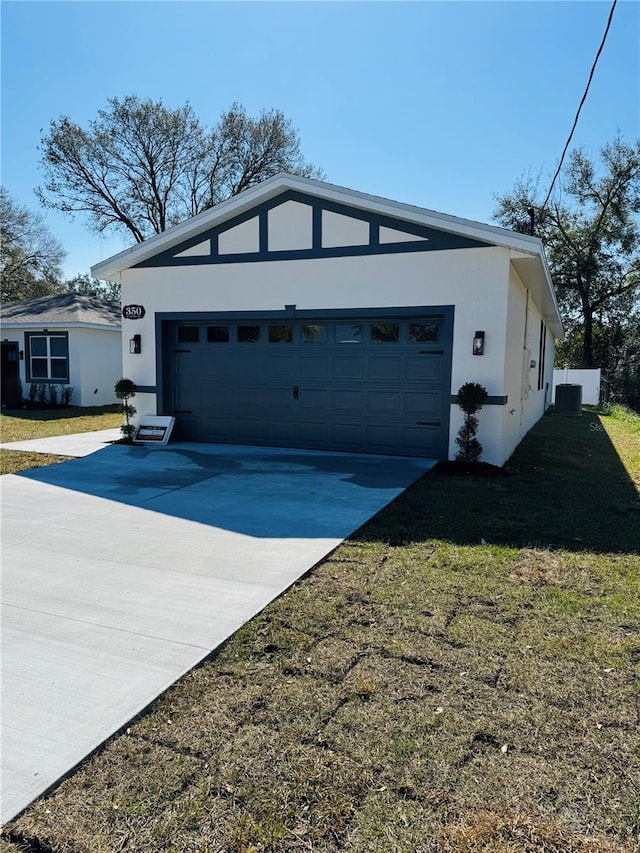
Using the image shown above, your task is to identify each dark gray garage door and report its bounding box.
[168,311,452,458]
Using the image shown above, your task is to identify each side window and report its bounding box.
[26,333,69,382]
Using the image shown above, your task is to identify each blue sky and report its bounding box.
[1,0,637,280]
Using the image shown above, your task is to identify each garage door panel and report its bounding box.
[297,356,330,380]
[333,357,364,380]
[264,388,295,409]
[170,314,451,458]
[402,426,440,454]
[366,391,400,414]
[299,389,329,411]
[236,388,264,410]
[404,392,441,417]
[365,424,399,447]
[406,356,442,382]
[333,390,364,412]
[262,357,295,380]
[201,385,235,407]
[332,423,364,445]
[368,357,401,381]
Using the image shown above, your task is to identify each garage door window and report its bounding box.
[371,322,400,343]
[238,325,261,343]
[302,324,327,344]
[336,323,363,344]
[207,326,229,343]
[178,326,199,343]
[269,325,293,343]
[26,333,69,382]
[409,321,439,343]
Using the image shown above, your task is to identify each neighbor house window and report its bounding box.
[26,333,69,382]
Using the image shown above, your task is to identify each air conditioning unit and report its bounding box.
[554,384,582,415]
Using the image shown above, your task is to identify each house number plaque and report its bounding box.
[122,304,146,319]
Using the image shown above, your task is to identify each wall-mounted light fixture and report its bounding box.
[472,330,485,356]
[129,334,141,354]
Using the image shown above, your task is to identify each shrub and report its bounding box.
[61,385,74,406]
[36,383,47,406]
[48,384,58,406]
[455,382,488,463]
[114,378,137,443]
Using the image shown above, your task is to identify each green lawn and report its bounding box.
[0,405,122,475]
[2,408,639,853]
[1,405,122,443]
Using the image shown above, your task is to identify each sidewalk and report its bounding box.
[0,428,121,458]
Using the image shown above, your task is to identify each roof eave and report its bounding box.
[91,173,550,280]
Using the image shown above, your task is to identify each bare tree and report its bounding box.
[0,187,65,302]
[38,96,323,244]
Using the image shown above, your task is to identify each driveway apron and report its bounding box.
[1,442,435,823]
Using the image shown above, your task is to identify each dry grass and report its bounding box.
[2,410,639,851]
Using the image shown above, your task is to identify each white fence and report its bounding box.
[553,368,601,406]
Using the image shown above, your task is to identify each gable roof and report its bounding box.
[0,293,121,330]
[90,173,563,337]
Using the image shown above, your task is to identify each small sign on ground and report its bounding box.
[134,416,175,445]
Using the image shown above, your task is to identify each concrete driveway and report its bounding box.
[1,441,435,823]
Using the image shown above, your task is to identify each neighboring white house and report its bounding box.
[91,173,563,465]
[0,293,122,407]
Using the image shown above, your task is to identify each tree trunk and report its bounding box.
[581,307,595,368]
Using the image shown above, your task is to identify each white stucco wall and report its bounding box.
[119,246,523,463]
[498,266,555,465]
[70,327,122,406]
[4,325,121,407]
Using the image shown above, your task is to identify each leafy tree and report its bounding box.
[37,96,323,244]
[493,138,640,370]
[0,187,65,301]
[63,272,121,301]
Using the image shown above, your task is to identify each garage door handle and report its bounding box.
[293,385,299,399]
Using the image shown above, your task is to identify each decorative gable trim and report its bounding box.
[134,190,489,269]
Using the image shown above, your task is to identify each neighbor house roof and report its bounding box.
[90,172,563,337]
[0,293,121,330]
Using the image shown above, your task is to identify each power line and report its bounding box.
[540,0,618,216]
